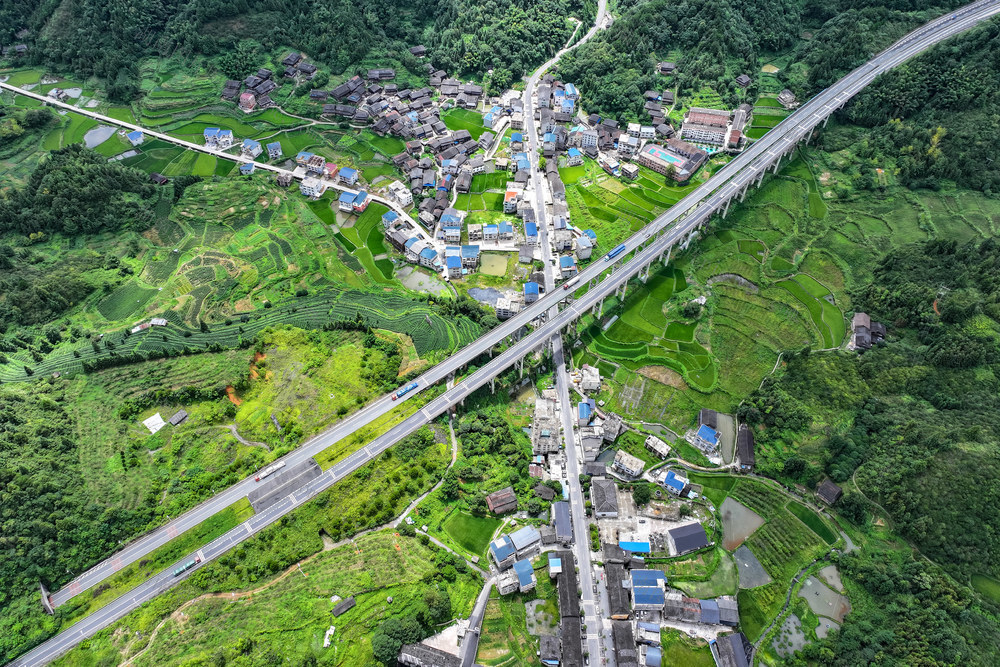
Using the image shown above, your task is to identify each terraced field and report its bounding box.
[579,146,986,432]
[561,160,702,251]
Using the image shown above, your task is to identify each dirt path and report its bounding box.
[219,424,271,452]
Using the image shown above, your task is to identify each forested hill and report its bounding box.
[557,0,966,119]
[741,238,1000,663]
[842,19,1000,193]
[0,0,583,100]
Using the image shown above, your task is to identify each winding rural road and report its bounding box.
[8,2,1000,664]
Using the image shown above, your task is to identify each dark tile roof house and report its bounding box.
[613,621,640,667]
[714,632,752,667]
[332,597,356,616]
[309,89,329,101]
[736,424,755,470]
[282,52,302,67]
[256,68,272,80]
[699,409,718,429]
[150,173,168,186]
[605,561,631,619]
[409,45,427,56]
[591,478,619,517]
[552,501,572,542]
[669,522,709,555]
[560,616,583,667]
[534,483,556,501]
[168,410,188,426]
[398,643,460,667]
[486,486,518,514]
[283,66,298,78]
[298,62,318,75]
[735,74,752,87]
[817,479,843,505]
[540,635,560,665]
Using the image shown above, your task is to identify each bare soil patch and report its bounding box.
[638,365,687,389]
[225,385,243,406]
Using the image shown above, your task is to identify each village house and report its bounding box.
[591,478,620,518]
[486,486,519,515]
[241,138,262,159]
[299,176,325,197]
[338,191,355,212]
[737,424,755,472]
[126,130,144,147]
[352,190,370,213]
[266,141,282,159]
[645,435,671,459]
[612,450,644,478]
[338,166,359,185]
[239,92,256,111]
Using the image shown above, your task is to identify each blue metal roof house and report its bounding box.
[578,401,592,423]
[511,132,523,143]
[543,131,556,144]
[524,281,540,297]
[204,127,220,141]
[382,210,399,226]
[631,570,666,587]
[696,424,719,447]
[512,559,535,589]
[266,141,282,158]
[446,255,462,269]
[633,586,665,609]
[525,222,538,238]
[645,645,662,667]
[126,130,144,146]
[498,220,513,236]
[700,599,720,624]
[560,256,576,268]
[489,535,516,564]
[509,525,541,551]
[404,237,419,251]
[584,229,597,240]
[568,147,581,158]
[239,163,255,175]
[663,470,687,495]
[419,246,438,264]
[338,190,355,204]
[619,540,651,554]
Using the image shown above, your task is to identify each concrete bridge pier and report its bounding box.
[490,377,496,394]
[661,246,673,267]
[517,357,525,378]
[593,296,604,319]
[721,197,732,218]
[739,182,749,202]
[756,170,766,187]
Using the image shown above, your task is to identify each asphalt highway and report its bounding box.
[11,2,1000,664]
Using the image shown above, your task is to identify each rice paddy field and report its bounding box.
[560,158,710,252]
[0,176,480,382]
[696,477,834,642]
[575,143,996,433]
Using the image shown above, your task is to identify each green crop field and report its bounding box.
[442,107,489,140]
[786,501,837,544]
[576,145,967,432]
[443,512,501,556]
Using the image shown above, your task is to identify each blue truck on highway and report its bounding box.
[391,382,419,401]
[605,243,626,261]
